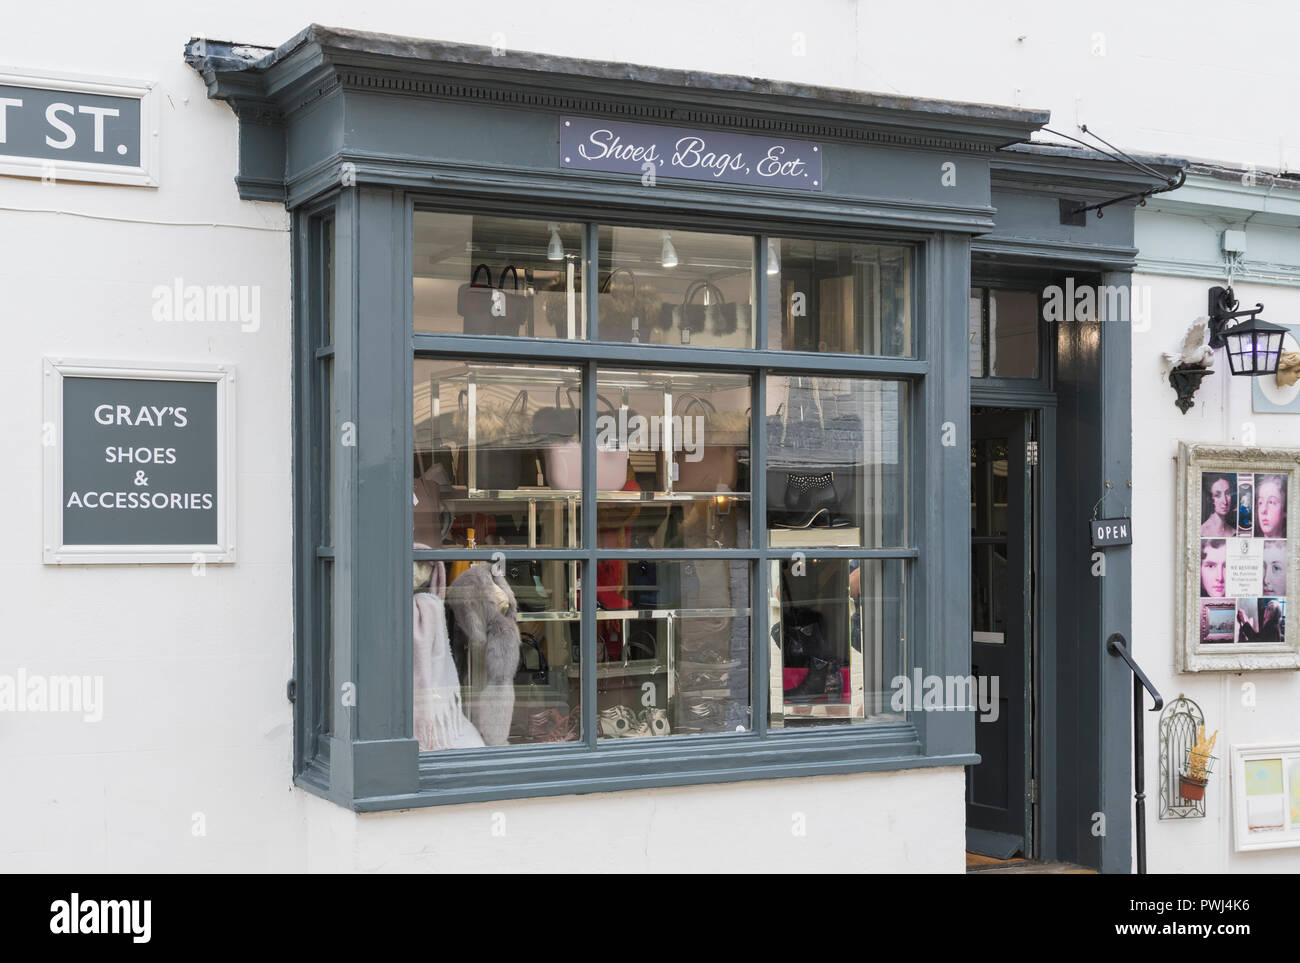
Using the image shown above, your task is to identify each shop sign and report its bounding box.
[0,69,158,186]
[1090,517,1133,548]
[560,115,822,191]
[43,360,235,564]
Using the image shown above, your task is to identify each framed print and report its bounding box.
[1177,443,1300,671]
[1231,743,1300,851]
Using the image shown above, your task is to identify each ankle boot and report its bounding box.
[784,655,833,703]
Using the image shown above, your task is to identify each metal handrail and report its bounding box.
[1106,632,1163,875]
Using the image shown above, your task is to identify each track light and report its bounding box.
[547,223,564,261]
[766,238,781,276]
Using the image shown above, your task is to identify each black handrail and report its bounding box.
[1106,632,1163,875]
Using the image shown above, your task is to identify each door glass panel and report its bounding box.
[970,437,1009,537]
[970,543,1008,640]
[988,289,1039,379]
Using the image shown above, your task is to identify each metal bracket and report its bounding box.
[1045,125,1186,221]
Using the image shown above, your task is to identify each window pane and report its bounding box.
[595,560,751,738]
[414,212,587,338]
[988,289,1039,378]
[768,558,906,728]
[595,368,752,549]
[765,375,907,547]
[766,239,913,356]
[969,288,984,378]
[414,360,583,549]
[596,226,754,348]
[415,560,582,749]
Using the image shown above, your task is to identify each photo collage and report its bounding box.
[1199,470,1289,645]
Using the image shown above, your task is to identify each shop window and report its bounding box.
[765,239,913,356]
[299,201,941,802]
[414,212,588,338]
[596,226,755,349]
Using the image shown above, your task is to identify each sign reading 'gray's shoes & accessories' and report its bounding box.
[62,377,219,546]
[560,116,822,191]
[44,359,236,564]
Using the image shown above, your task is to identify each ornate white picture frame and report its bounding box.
[1176,443,1300,672]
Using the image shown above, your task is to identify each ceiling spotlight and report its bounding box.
[660,231,678,269]
[766,238,781,276]
[547,223,564,261]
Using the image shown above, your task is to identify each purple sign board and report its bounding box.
[560,115,822,191]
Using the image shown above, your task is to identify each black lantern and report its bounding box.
[1208,286,1287,376]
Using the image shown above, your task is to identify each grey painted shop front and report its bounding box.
[188,25,1182,872]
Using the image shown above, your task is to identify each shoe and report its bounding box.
[599,705,638,738]
[784,655,834,703]
[641,707,670,736]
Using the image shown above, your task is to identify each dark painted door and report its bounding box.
[966,409,1031,857]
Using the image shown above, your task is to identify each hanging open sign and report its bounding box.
[1090,517,1133,548]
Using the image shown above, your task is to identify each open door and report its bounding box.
[966,408,1032,859]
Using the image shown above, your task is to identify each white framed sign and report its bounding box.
[1231,742,1300,852]
[43,358,236,564]
[0,68,159,186]
[1176,442,1300,671]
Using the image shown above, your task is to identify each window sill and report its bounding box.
[296,723,976,812]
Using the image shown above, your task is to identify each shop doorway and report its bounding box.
[966,407,1036,859]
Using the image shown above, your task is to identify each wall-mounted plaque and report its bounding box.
[43,359,235,564]
[0,69,158,186]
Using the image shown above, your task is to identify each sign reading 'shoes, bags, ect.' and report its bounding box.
[560,116,823,191]
[43,360,236,564]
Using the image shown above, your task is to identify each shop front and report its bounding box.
[182,24,1180,871]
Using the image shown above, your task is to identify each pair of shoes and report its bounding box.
[772,508,852,530]
[599,705,670,738]
[679,668,730,688]
[528,705,580,742]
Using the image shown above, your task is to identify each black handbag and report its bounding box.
[663,279,739,335]
[462,388,533,491]
[459,264,531,336]
[506,559,551,613]
[514,632,550,686]
[598,267,661,342]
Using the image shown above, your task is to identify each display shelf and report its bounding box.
[769,526,862,548]
[444,486,751,502]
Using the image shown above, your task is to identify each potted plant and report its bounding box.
[1179,725,1219,801]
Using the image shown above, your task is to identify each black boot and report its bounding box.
[784,655,833,703]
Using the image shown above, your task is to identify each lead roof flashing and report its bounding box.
[185,24,1049,152]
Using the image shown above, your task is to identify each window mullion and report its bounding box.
[752,369,769,736]
[581,357,598,747]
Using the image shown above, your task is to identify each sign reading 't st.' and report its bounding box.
[0,71,157,185]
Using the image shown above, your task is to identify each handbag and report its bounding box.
[462,388,534,491]
[540,392,631,491]
[413,447,454,547]
[514,632,550,686]
[673,394,744,493]
[458,264,531,336]
[598,267,661,343]
[663,279,741,336]
[506,559,552,613]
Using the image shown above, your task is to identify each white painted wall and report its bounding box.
[1131,265,1300,873]
[3,0,1297,873]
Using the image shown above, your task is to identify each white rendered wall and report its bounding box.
[1130,265,1300,873]
[3,0,1297,873]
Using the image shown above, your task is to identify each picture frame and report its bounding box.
[1176,443,1300,671]
[1230,742,1300,852]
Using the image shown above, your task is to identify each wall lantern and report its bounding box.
[1208,286,1287,377]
